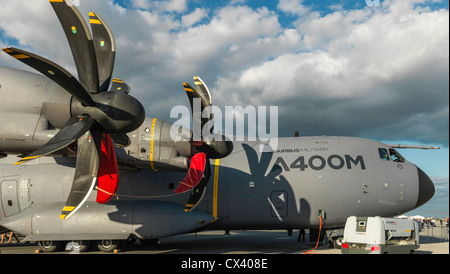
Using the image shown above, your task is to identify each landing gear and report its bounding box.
[96,239,125,252]
[71,240,90,252]
[37,239,126,253]
[37,240,64,252]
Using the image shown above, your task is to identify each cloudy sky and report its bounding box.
[0,0,448,214]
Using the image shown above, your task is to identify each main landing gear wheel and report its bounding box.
[96,239,124,252]
[38,240,64,252]
[70,240,91,252]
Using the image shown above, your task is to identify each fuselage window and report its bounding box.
[389,149,405,162]
[378,148,390,161]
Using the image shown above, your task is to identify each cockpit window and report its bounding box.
[378,148,390,161]
[389,149,405,162]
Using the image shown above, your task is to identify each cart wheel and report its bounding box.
[332,236,343,249]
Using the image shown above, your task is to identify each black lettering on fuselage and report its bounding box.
[274,157,290,171]
[309,156,326,170]
[345,155,366,170]
[328,155,345,170]
[273,155,366,172]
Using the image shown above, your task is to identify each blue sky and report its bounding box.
[0,0,448,216]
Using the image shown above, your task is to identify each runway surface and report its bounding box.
[1,226,448,255]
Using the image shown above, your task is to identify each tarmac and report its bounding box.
[0,225,448,255]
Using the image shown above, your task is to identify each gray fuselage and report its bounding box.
[0,67,434,241]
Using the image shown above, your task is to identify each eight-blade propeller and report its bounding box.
[3,0,145,219]
[2,0,233,218]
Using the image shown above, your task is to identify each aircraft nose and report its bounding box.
[415,167,435,208]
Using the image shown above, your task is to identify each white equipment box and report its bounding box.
[341,216,420,254]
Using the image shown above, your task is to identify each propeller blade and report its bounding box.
[110,78,131,94]
[203,137,234,159]
[60,129,101,220]
[14,116,95,165]
[183,82,199,112]
[193,76,213,107]
[50,0,99,93]
[183,82,203,141]
[89,12,116,92]
[183,81,211,114]
[182,78,233,159]
[2,47,96,107]
[96,134,119,204]
[183,78,215,137]
[175,153,207,194]
[193,76,214,131]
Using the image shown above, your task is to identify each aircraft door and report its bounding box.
[270,191,288,217]
[1,180,20,217]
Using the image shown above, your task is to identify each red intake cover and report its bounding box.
[175,153,206,193]
[96,134,119,204]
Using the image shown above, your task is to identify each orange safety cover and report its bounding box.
[96,134,119,204]
[175,153,206,193]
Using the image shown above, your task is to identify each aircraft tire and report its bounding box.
[38,240,64,252]
[96,239,124,252]
[71,240,91,252]
[331,237,343,249]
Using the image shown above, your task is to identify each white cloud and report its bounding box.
[230,0,247,5]
[131,0,152,9]
[214,1,449,144]
[159,6,282,78]
[165,0,187,13]
[181,8,208,28]
[132,0,187,13]
[277,0,311,17]
[0,0,448,146]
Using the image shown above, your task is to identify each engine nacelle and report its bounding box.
[116,118,192,171]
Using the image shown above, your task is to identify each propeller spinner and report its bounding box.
[2,0,145,219]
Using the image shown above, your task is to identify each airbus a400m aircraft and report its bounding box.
[0,0,436,252]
